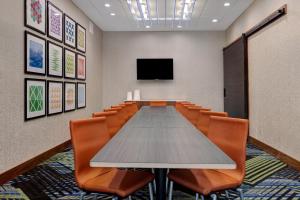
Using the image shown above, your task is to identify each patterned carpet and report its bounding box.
[1,144,300,200]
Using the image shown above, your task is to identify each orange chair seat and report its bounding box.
[168,169,240,195]
[197,125,208,135]
[83,169,154,197]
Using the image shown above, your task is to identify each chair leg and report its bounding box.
[210,193,217,200]
[112,197,118,200]
[195,193,199,200]
[168,181,174,200]
[79,192,86,200]
[166,168,170,191]
[128,195,132,200]
[148,183,154,200]
[151,168,156,194]
[225,190,230,198]
[237,188,244,200]
[93,193,97,200]
[201,194,205,200]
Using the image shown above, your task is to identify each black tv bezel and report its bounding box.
[137,58,173,80]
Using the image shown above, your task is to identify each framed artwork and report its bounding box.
[64,82,76,112]
[47,1,63,42]
[64,48,76,79]
[47,41,63,77]
[77,82,86,109]
[25,31,46,75]
[25,0,46,34]
[64,14,76,48]
[25,78,46,121]
[76,23,86,53]
[76,54,86,80]
[47,81,63,116]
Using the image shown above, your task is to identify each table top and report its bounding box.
[90,106,236,169]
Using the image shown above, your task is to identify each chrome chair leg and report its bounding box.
[128,195,132,200]
[168,181,174,200]
[225,190,230,198]
[166,168,170,191]
[195,193,199,200]
[210,193,217,200]
[201,195,205,200]
[151,168,156,194]
[237,188,244,200]
[112,197,118,200]
[93,193,97,200]
[148,183,154,200]
[79,192,86,200]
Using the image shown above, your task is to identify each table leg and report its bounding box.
[155,168,167,200]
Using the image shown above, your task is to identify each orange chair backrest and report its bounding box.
[92,111,121,137]
[149,101,167,107]
[124,102,139,115]
[208,116,248,183]
[69,117,111,188]
[104,107,126,125]
[197,111,228,135]
[175,101,190,110]
[186,106,211,125]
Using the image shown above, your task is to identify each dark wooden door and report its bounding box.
[223,35,248,118]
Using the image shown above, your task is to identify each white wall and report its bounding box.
[0,0,103,173]
[226,0,300,160]
[102,31,225,111]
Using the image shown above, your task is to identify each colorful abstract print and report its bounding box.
[30,0,42,24]
[66,54,75,74]
[29,85,44,112]
[77,57,85,77]
[50,9,61,36]
[78,29,85,48]
[29,40,44,69]
[65,20,75,44]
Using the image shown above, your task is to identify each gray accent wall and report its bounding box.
[102,31,225,111]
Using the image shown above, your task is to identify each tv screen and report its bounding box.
[137,58,173,80]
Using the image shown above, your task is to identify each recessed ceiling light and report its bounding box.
[177,25,182,28]
[145,25,150,29]
[104,3,111,8]
[110,13,116,16]
[224,2,230,7]
[212,19,218,23]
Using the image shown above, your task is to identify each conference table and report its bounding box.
[90,106,236,200]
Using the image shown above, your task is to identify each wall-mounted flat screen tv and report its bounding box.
[137,58,173,80]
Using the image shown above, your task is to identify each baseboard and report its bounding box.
[0,140,71,185]
[248,136,300,171]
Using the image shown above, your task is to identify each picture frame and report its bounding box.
[24,0,46,34]
[25,78,46,121]
[77,82,86,109]
[47,81,63,116]
[76,23,86,53]
[64,48,76,79]
[47,41,63,77]
[47,1,63,42]
[64,82,76,112]
[76,53,86,80]
[25,31,46,75]
[64,14,76,48]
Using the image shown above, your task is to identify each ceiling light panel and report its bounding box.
[126,0,197,22]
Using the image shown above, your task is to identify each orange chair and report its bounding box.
[106,106,128,124]
[124,102,139,115]
[112,105,131,121]
[149,101,167,107]
[186,106,211,126]
[181,103,196,118]
[168,116,248,200]
[70,117,154,200]
[196,111,228,136]
[92,111,122,138]
[175,101,190,111]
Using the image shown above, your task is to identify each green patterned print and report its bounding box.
[50,48,60,72]
[29,85,43,112]
[66,54,75,74]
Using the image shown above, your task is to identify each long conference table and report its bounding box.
[90,106,236,200]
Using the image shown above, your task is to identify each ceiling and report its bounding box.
[72,0,254,31]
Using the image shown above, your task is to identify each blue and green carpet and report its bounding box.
[1,144,299,199]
